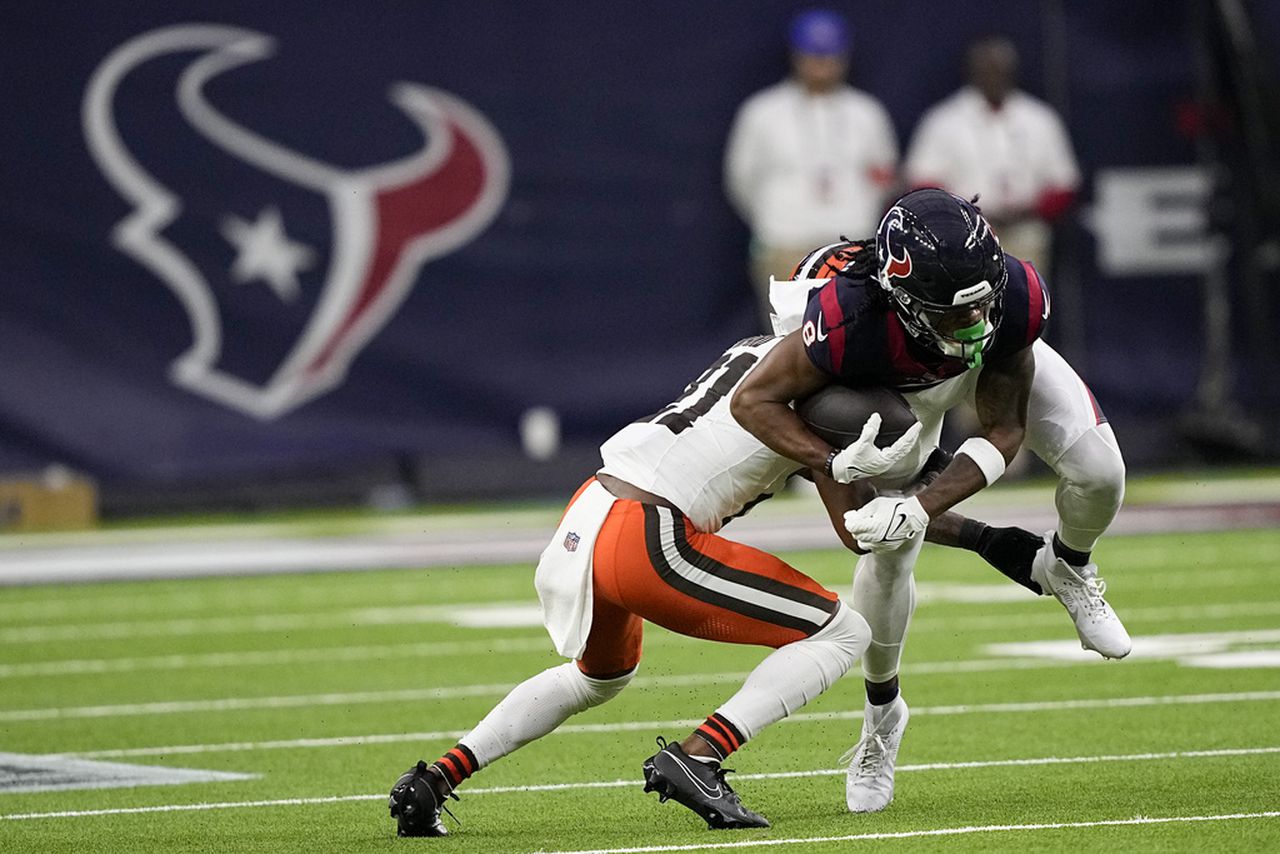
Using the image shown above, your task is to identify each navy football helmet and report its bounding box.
[875,189,1007,367]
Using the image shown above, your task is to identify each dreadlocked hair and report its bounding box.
[834,235,893,310]
[838,235,878,278]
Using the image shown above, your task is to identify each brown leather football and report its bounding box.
[797,385,918,449]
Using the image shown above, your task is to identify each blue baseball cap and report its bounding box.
[789,9,850,56]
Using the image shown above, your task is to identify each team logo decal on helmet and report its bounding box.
[874,189,1007,368]
[879,209,913,282]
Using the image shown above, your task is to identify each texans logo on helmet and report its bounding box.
[879,206,912,281]
[83,24,510,418]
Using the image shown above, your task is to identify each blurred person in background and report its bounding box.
[725,8,898,330]
[903,35,1080,272]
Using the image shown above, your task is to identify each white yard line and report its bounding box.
[541,812,1280,854]
[53,690,1280,756]
[412,745,1280,793]
[9,671,763,723]
[0,794,384,821]
[0,576,446,623]
[4,746,1279,823]
[2,551,1271,625]
[0,642,1074,680]
[937,599,1280,632]
[0,604,522,643]
[4,662,1243,724]
[0,637,558,679]
[6,597,1280,645]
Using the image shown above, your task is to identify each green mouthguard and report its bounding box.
[953,320,989,368]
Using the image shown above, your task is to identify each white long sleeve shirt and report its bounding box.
[724,80,898,247]
[904,86,1080,221]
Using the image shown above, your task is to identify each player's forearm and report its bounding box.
[916,425,1024,518]
[914,454,990,518]
[730,335,835,471]
[923,511,966,548]
[731,394,833,472]
[815,473,874,554]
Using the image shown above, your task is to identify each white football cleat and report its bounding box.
[1031,532,1132,659]
[843,696,909,813]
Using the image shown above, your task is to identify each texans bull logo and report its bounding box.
[83,24,510,418]
[879,206,913,283]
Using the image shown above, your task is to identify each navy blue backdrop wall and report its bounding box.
[3,1,1278,511]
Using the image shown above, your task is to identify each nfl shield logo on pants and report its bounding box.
[563,531,580,552]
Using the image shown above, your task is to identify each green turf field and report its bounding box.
[2,527,1279,852]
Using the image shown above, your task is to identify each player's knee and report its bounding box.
[808,601,871,662]
[1063,430,1126,509]
[571,663,636,707]
[1096,442,1126,497]
[1086,459,1125,514]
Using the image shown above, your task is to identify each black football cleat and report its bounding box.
[388,760,457,837]
[642,737,770,830]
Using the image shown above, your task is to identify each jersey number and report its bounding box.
[647,351,759,434]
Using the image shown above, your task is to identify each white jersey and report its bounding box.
[903,87,1080,221]
[724,80,898,247]
[598,335,801,533]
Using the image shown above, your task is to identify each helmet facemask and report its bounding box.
[891,280,1004,368]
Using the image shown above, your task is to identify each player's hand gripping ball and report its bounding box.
[798,385,921,483]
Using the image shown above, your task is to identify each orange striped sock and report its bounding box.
[692,713,744,761]
[432,743,479,789]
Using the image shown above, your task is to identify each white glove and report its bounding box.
[827,414,922,484]
[844,495,930,552]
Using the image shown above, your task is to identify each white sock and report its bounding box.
[715,603,869,742]
[460,662,633,767]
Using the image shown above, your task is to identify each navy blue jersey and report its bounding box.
[801,254,1050,390]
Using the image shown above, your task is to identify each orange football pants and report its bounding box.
[567,479,841,678]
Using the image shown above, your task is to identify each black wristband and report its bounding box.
[824,449,839,478]
[958,518,989,552]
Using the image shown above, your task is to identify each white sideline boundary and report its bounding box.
[3,746,1279,823]
[1,497,1277,585]
[52,690,1280,758]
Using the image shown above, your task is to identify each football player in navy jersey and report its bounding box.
[732,188,1130,814]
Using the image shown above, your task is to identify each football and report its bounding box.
[797,384,918,449]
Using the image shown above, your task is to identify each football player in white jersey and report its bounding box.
[388,331,1050,838]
